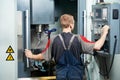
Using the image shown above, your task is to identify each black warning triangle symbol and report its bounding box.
[6,45,14,53]
[6,53,14,61]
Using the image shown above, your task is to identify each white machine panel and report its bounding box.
[0,0,17,80]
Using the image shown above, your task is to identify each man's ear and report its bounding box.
[69,24,72,29]
[69,24,73,30]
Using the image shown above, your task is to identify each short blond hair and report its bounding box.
[60,14,74,28]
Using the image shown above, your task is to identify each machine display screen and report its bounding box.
[94,8,108,20]
[95,8,102,19]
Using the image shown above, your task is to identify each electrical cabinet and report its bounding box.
[92,3,120,54]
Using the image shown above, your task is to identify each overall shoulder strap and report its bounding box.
[68,35,75,50]
[58,34,75,50]
[76,34,81,42]
[58,34,67,50]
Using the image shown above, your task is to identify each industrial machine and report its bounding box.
[91,3,120,79]
[17,0,77,78]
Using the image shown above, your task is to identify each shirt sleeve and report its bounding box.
[79,35,95,54]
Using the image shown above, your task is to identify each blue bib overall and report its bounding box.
[56,34,84,80]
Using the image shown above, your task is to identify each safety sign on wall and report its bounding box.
[6,45,14,61]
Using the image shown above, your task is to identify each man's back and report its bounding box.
[51,32,83,62]
[51,32,84,80]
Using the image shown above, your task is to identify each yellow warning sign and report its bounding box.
[6,45,14,53]
[6,53,14,61]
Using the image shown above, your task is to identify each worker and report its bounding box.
[25,14,109,80]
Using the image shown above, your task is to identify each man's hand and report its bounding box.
[94,25,110,50]
[24,49,33,59]
[101,25,110,35]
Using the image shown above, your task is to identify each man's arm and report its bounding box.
[24,35,52,60]
[24,49,44,60]
[94,25,109,50]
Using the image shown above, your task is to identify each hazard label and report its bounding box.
[6,45,14,53]
[6,53,14,61]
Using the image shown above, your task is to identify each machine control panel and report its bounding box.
[92,3,120,54]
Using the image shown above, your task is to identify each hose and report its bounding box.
[108,36,117,74]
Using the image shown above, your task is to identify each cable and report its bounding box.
[108,36,117,74]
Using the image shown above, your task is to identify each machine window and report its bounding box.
[102,7,108,20]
